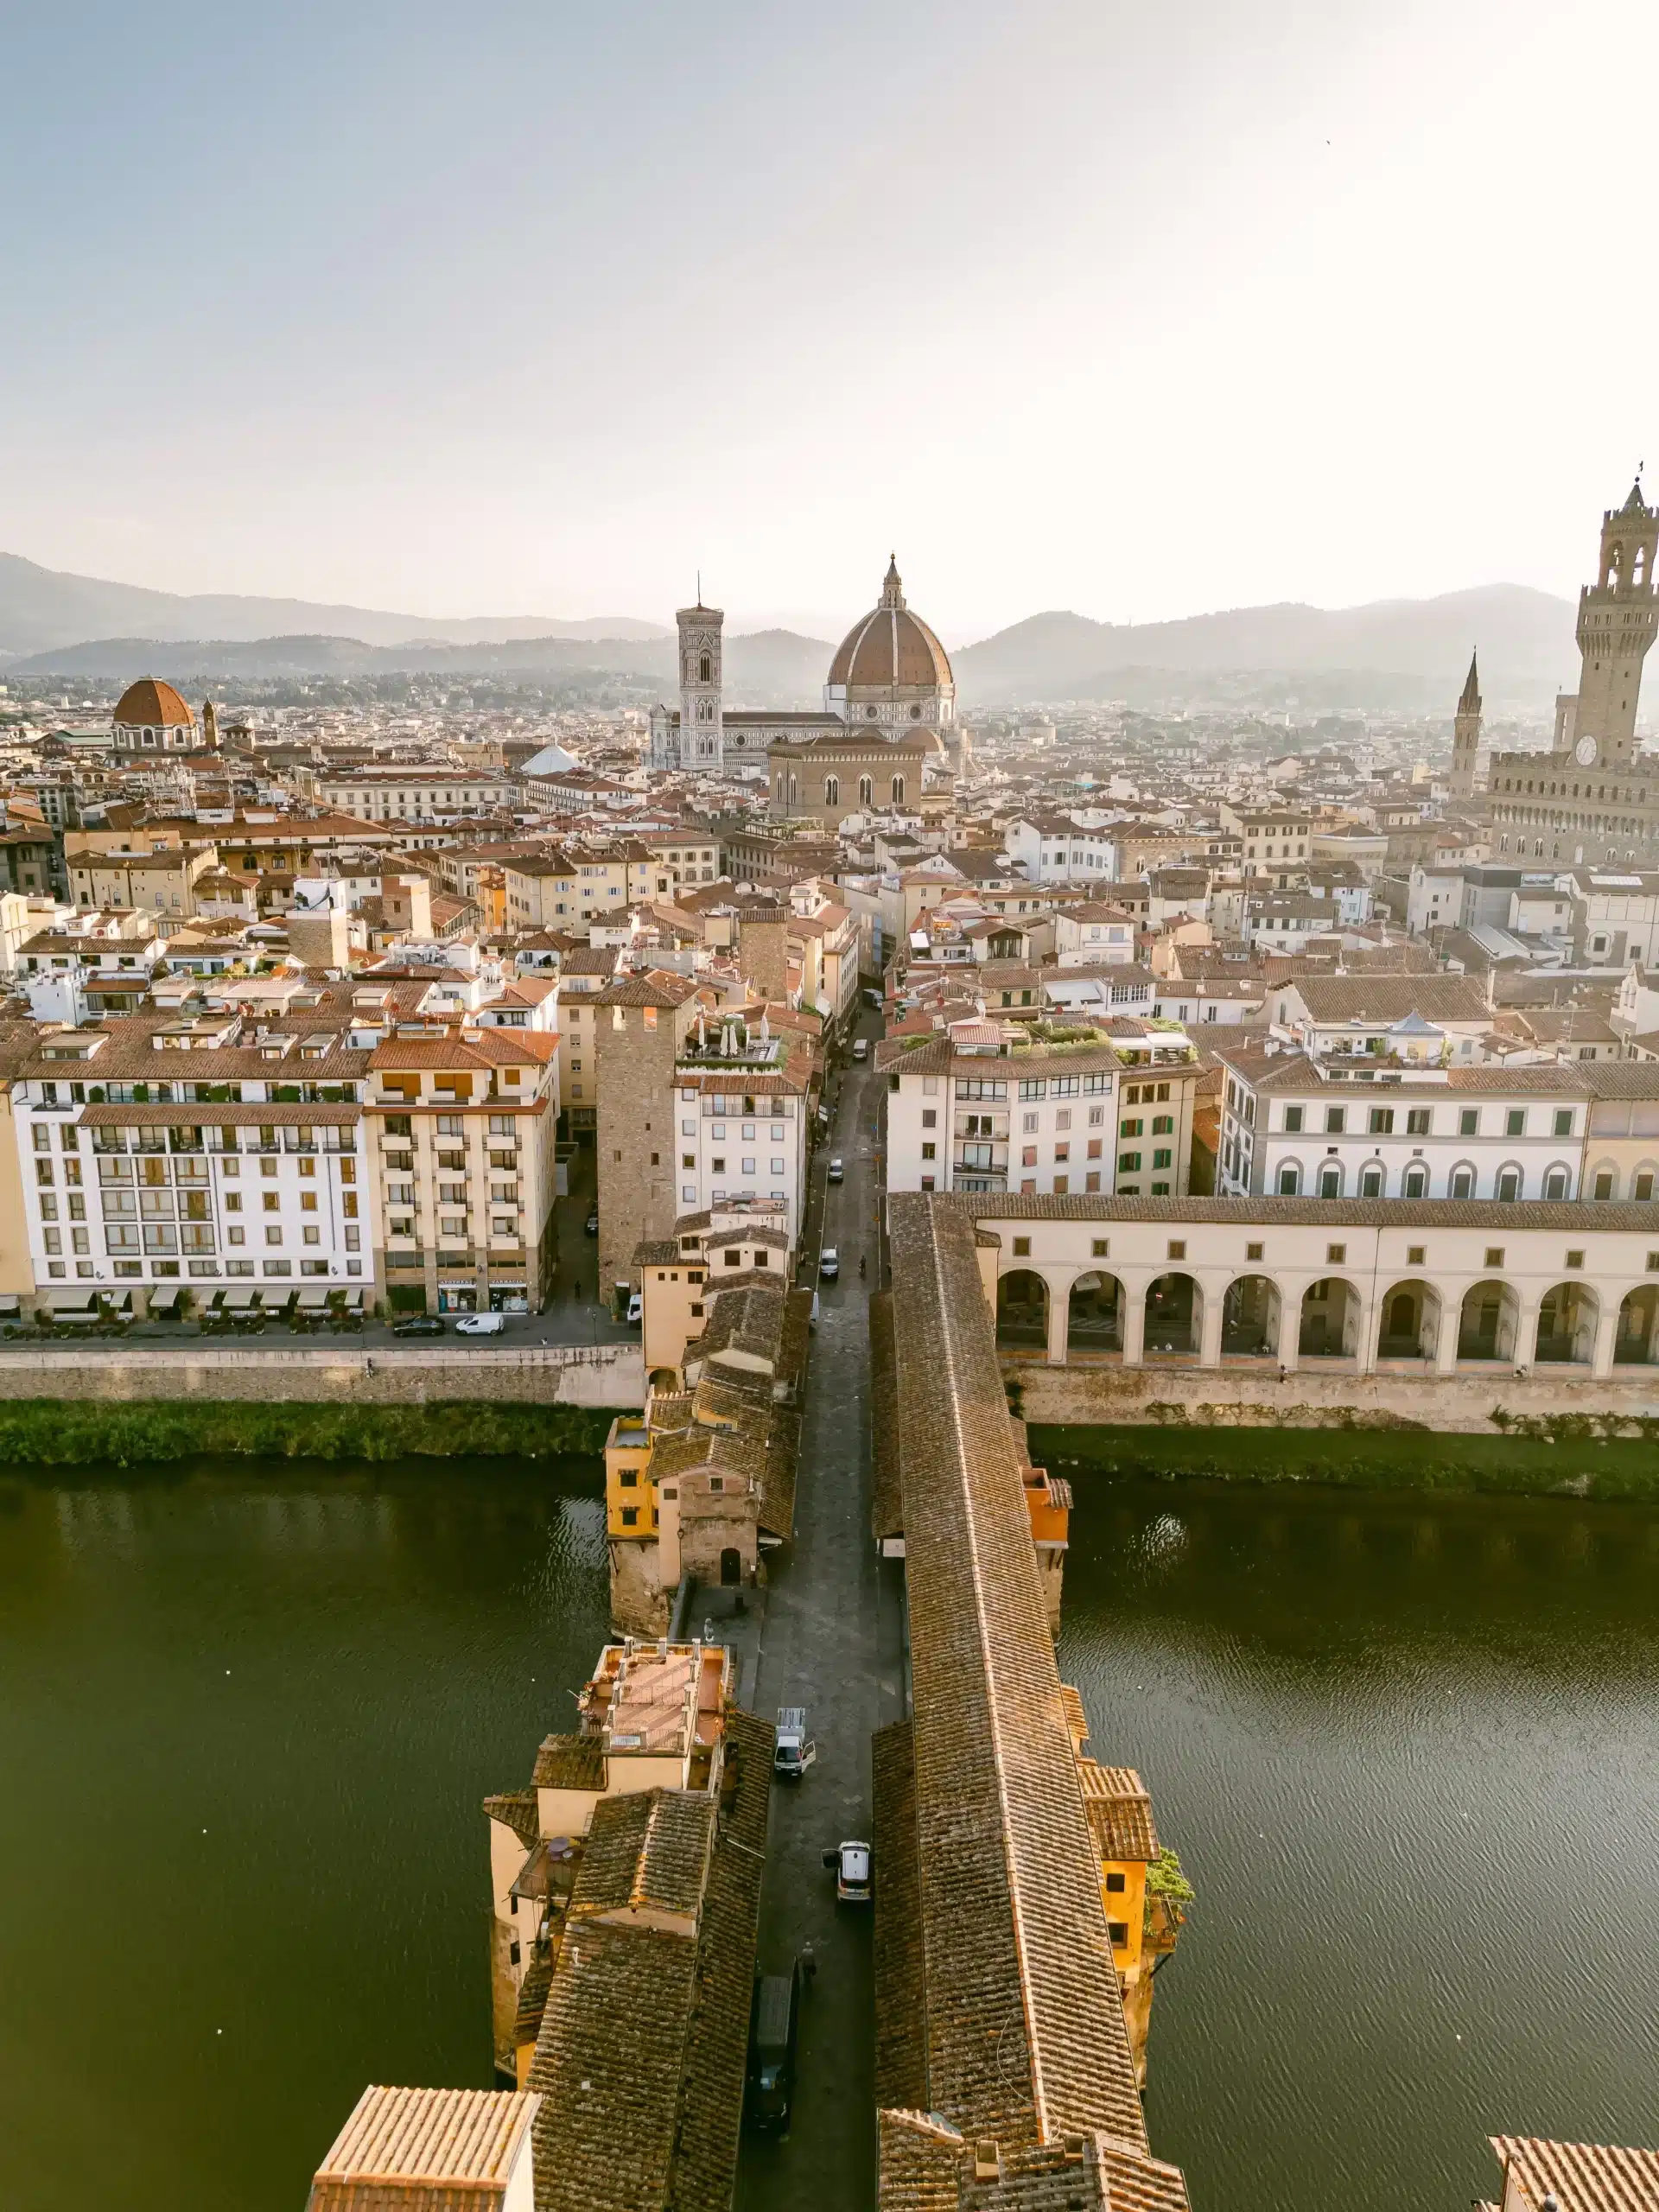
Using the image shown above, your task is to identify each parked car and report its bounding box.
[626,1292,643,1325]
[822,1839,872,1904]
[584,1208,600,1236]
[745,1964,804,2132]
[852,1038,868,1061]
[392,1314,447,1338]
[827,1156,844,1183]
[454,1313,507,1336]
[819,1248,839,1281]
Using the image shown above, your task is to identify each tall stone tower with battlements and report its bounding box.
[676,598,724,772]
[1572,480,1658,772]
[1449,651,1481,799]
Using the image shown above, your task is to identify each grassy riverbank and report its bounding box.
[1031,1421,1659,1500]
[0,1398,617,1467]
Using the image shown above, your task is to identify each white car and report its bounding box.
[823,1839,872,1904]
[819,1248,839,1281]
[626,1292,644,1325]
[454,1312,506,1336]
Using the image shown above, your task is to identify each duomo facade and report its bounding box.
[648,558,964,825]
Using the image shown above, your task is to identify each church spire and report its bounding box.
[881,553,905,610]
[1459,651,1480,714]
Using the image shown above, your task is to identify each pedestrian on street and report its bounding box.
[800,1939,817,1981]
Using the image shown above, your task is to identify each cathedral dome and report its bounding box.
[826,557,954,696]
[112,677,194,728]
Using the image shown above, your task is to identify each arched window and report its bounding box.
[1359,1163,1383,1198]
[1592,1164,1618,1200]
[823,776,839,808]
[1402,1163,1427,1198]
[698,653,712,683]
[1450,1164,1476,1198]
[1317,1162,1341,1198]
[1276,1162,1301,1195]
[1496,1165,1522,1203]
[858,775,873,805]
[891,775,906,804]
[1542,1165,1570,1200]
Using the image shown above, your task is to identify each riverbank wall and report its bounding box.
[0,1340,644,1408]
[1007,1357,1659,1439]
[1029,1420,1659,1500]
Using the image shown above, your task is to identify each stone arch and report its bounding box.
[1448,1161,1477,1199]
[1457,1279,1521,1363]
[1315,1160,1343,1198]
[996,1268,1049,1351]
[1587,1158,1620,1201]
[1143,1272,1202,1357]
[1220,1272,1281,1358]
[1275,1160,1302,1195]
[1066,1270,1124,1356]
[1402,1161,1428,1198]
[1541,1163,1572,1200]
[858,774,873,805]
[1534,1280,1599,1364]
[1615,1284,1659,1364]
[823,775,839,808]
[1494,1161,1523,1202]
[1300,1276,1363,1359]
[648,1365,680,1392]
[1632,1162,1658,1201]
[1357,1160,1385,1198]
[1376,1278,1441,1360]
[891,774,906,805]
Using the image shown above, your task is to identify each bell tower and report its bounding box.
[676,594,724,772]
[1568,479,1657,770]
[1448,652,1481,799]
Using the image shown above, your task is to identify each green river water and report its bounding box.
[1,1455,1656,2212]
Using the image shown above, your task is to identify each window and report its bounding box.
[1325,1107,1345,1135]
[1091,1239,1109,1257]
[1120,1117,1143,1137]
[1167,1240,1185,1260]
[1566,1249,1585,1270]
[1637,1173,1655,1201]
[1368,1108,1394,1135]
[1318,1164,1341,1197]
[891,775,906,804]
[1406,1109,1431,1136]
[1118,1151,1141,1172]
[1012,1236,1030,1256]
[1276,1164,1300,1194]
[1451,1166,1475,1198]
[1360,1165,1382,1197]
[858,775,873,805]
[1594,1171,1614,1199]
[1107,1921,1130,1948]
[1497,1167,1521,1202]
[1327,1243,1346,1264]
[1403,1164,1427,1198]
[1553,1109,1574,1137]
[1505,1109,1526,1138]
[1105,1871,1126,1893]
[1459,1109,1478,1137]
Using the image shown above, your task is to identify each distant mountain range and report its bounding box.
[0,551,670,655]
[0,549,1582,705]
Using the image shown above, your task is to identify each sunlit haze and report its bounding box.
[4,0,1656,636]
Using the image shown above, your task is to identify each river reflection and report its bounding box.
[1057,1476,1659,2212]
[0,1459,607,2212]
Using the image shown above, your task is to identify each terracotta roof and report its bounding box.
[572,1789,715,1924]
[887,1193,1149,2153]
[868,1288,903,1541]
[307,2086,537,2211]
[1077,1763,1158,1862]
[1287,975,1491,1023]
[531,1734,607,1790]
[1490,2135,1659,2212]
[482,1789,539,1851]
[113,677,195,728]
[596,968,702,1009]
[873,1719,927,2113]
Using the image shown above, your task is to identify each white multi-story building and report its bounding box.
[1053,903,1136,965]
[1215,1047,1588,1201]
[302,767,517,823]
[880,1027,1200,1198]
[1004,816,1119,884]
[13,1014,372,1313]
[671,1040,810,1242]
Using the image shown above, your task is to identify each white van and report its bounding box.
[852,1038,868,1061]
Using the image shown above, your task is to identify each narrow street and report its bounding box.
[736,1013,906,2212]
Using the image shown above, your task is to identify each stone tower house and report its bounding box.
[1449,651,1481,799]
[1572,479,1658,772]
[594,969,702,1294]
[677,599,724,772]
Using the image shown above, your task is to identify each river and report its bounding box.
[2,1459,1656,2212]
[1058,1472,1659,2211]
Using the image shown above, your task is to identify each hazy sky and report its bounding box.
[3,0,1656,639]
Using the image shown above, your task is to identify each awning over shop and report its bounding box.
[296,1288,331,1309]
[219,1287,260,1309]
[148,1286,181,1311]
[342,1289,365,1308]
[48,1291,99,1313]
